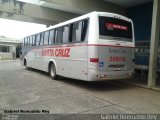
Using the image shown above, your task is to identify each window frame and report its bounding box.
[36,33,41,46]
[27,37,30,46]
[62,25,70,44]
[40,32,44,46]
[0,45,10,53]
[24,38,27,46]
[48,29,55,45]
[55,27,63,45]
[44,31,49,46]
[22,18,89,46]
[30,36,33,46]
[32,35,36,46]
[68,18,89,44]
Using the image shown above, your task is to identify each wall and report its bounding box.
[0,52,12,60]
[0,44,16,60]
[127,2,153,41]
[0,37,20,59]
[0,43,18,60]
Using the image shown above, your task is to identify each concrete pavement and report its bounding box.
[0,61,160,114]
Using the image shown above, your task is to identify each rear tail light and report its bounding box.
[90,58,99,63]
[90,58,99,70]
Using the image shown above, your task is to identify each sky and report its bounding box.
[0,18,46,39]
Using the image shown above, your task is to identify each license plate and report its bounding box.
[109,64,124,71]
[113,67,121,71]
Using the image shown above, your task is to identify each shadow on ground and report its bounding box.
[27,68,134,92]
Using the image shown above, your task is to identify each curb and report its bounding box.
[119,80,160,91]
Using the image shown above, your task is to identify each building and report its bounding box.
[0,36,21,60]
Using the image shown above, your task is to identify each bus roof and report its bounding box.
[24,11,131,37]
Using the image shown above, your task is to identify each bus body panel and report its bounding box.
[87,45,134,81]
[24,44,89,81]
[98,46,134,73]
[86,12,134,81]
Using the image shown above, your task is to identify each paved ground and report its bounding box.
[0,61,160,114]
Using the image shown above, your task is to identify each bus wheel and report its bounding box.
[50,63,57,80]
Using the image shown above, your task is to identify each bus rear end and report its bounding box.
[88,13,135,81]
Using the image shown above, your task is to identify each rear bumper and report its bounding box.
[88,69,134,81]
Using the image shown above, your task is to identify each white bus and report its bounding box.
[21,12,135,81]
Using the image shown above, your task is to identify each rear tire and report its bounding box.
[49,63,58,80]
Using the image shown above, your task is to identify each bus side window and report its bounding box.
[40,32,44,46]
[24,38,26,46]
[49,29,54,45]
[30,36,33,46]
[81,19,88,41]
[32,35,36,46]
[69,24,73,43]
[36,33,41,46]
[44,31,49,45]
[63,25,69,43]
[72,21,82,42]
[55,27,63,44]
[27,37,30,46]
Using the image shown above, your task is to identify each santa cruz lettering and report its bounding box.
[42,48,70,58]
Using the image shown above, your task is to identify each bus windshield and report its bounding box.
[99,16,133,41]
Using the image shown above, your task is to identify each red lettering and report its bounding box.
[106,22,128,31]
[109,56,126,62]
[49,49,51,56]
[42,48,70,58]
[113,57,115,61]
[116,57,118,61]
[58,49,62,57]
[50,49,54,56]
[55,49,59,57]
[62,49,65,57]
[46,49,49,56]
[65,48,70,57]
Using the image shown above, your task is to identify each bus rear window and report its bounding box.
[99,16,132,40]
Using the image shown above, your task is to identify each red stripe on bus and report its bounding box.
[88,44,134,48]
